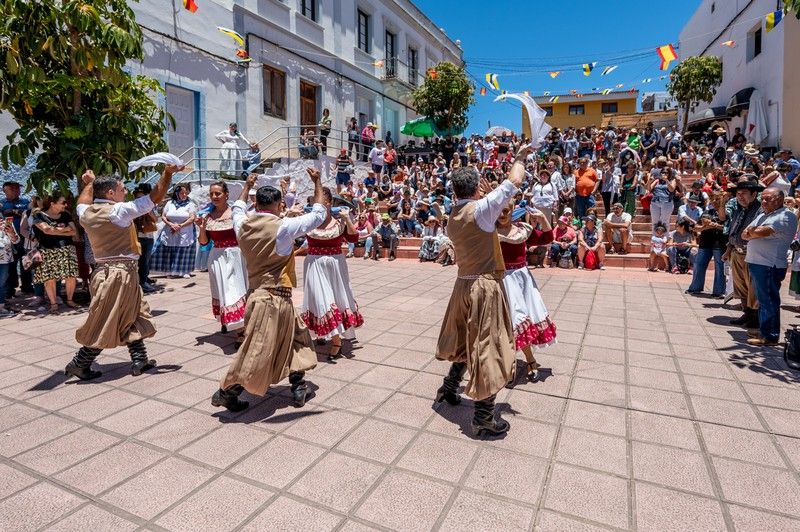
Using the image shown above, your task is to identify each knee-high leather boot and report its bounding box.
[211,384,249,412]
[289,371,309,407]
[128,340,157,376]
[65,346,103,380]
[472,394,509,437]
[435,362,467,405]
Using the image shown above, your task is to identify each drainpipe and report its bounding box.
[768,99,780,148]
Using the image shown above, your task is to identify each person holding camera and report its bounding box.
[0,217,20,317]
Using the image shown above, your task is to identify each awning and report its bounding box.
[686,106,728,127]
[726,87,755,116]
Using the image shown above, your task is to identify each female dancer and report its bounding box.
[497,202,557,383]
[196,181,248,338]
[301,188,363,359]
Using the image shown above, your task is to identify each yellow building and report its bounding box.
[525,91,638,134]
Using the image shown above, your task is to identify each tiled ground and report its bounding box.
[1,261,800,531]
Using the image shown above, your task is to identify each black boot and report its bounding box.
[64,346,103,380]
[435,362,467,405]
[211,384,249,412]
[472,394,509,437]
[128,340,157,376]
[289,371,309,407]
[731,308,754,326]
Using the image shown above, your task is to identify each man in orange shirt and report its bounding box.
[574,157,600,218]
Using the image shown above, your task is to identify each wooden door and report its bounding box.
[165,84,196,160]
[300,81,317,130]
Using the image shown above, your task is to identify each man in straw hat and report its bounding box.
[213,168,326,411]
[66,163,183,381]
[434,145,531,437]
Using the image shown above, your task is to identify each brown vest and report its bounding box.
[238,214,297,289]
[81,203,141,258]
[448,201,505,277]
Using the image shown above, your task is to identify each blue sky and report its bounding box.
[413,0,701,136]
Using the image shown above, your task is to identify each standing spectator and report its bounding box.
[724,179,763,329]
[648,167,678,231]
[132,184,158,294]
[2,181,32,298]
[368,214,399,261]
[32,193,80,312]
[563,130,578,160]
[216,122,249,174]
[347,117,360,159]
[574,157,599,219]
[368,139,385,175]
[383,141,398,177]
[150,184,197,279]
[617,141,640,171]
[626,128,641,152]
[618,161,639,217]
[0,218,20,316]
[318,108,331,154]
[531,168,558,223]
[640,124,658,161]
[761,165,791,195]
[361,122,377,162]
[743,189,798,346]
[686,195,727,297]
[779,150,800,196]
[334,148,354,192]
[603,203,632,254]
[598,159,618,214]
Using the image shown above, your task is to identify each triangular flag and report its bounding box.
[590,87,600,92]
[766,10,784,32]
[485,73,500,89]
[601,65,617,76]
[602,88,612,95]
[427,68,437,79]
[642,78,652,83]
[549,71,560,79]
[543,91,550,96]
[629,87,637,93]
[479,87,487,96]
[549,96,559,103]
[659,75,666,80]
[183,0,198,12]
[616,83,624,88]
[722,40,736,47]
[582,62,597,76]
[523,91,530,97]
[656,44,678,70]
[217,27,245,46]
[236,49,249,60]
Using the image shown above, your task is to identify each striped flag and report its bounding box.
[601,88,612,95]
[582,62,597,76]
[485,73,500,89]
[766,10,784,32]
[549,96,559,103]
[543,91,550,96]
[656,44,678,70]
[601,65,618,76]
[549,71,560,79]
[183,0,198,12]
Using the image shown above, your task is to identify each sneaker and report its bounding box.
[599,263,605,270]
[0,308,17,318]
[182,274,191,279]
[671,266,679,274]
[577,263,584,270]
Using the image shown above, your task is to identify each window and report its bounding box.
[300,0,317,21]
[747,24,762,61]
[542,106,553,117]
[711,2,715,13]
[601,102,618,114]
[385,31,396,77]
[262,65,286,118]
[357,10,370,53]
[408,47,418,85]
[569,105,585,115]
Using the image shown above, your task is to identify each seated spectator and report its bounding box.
[526,208,554,268]
[577,215,605,270]
[397,201,416,236]
[298,129,319,159]
[549,215,577,267]
[418,215,443,262]
[348,212,373,259]
[436,216,455,266]
[680,146,696,174]
[604,203,632,254]
[667,219,696,274]
[648,223,669,272]
[368,214,399,261]
[242,143,261,176]
[678,194,704,224]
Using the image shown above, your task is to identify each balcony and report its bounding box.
[380,57,415,102]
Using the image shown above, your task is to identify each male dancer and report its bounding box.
[67,164,182,380]
[212,168,326,412]
[435,146,530,437]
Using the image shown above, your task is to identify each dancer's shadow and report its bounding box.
[432,396,514,441]
[74,362,181,385]
[195,332,238,355]
[215,382,322,425]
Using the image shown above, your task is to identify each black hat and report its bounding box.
[2,181,20,188]
[731,180,765,192]
[686,193,703,203]
[582,214,597,223]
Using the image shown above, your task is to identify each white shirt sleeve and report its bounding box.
[231,200,249,237]
[76,204,89,219]
[276,203,326,256]
[108,195,156,227]
[474,180,519,232]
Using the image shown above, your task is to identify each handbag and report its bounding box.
[784,325,800,370]
[22,248,43,270]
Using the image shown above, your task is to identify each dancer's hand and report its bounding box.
[337,207,350,219]
[478,178,492,197]
[195,216,207,230]
[306,167,322,183]
[245,173,258,189]
[81,169,95,186]
[164,164,185,175]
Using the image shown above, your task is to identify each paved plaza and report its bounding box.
[1,261,800,531]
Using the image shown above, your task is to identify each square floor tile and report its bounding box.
[629,386,690,417]
[0,463,36,500]
[690,395,762,430]
[544,463,629,529]
[241,496,342,532]
[372,392,435,428]
[439,489,534,531]
[322,383,393,415]
[712,456,800,515]
[699,423,784,467]
[556,427,628,476]
[95,399,183,436]
[15,427,120,476]
[283,407,364,447]
[464,448,547,503]
[289,452,384,513]
[397,432,477,483]
[336,418,416,464]
[727,503,800,530]
[635,483,725,531]
[535,510,612,531]
[0,414,80,458]
[179,424,269,469]
[632,441,715,496]
[758,405,800,438]
[44,504,138,531]
[563,401,626,437]
[0,482,85,532]
[629,411,700,450]
[231,435,325,489]
[137,409,220,451]
[58,389,145,423]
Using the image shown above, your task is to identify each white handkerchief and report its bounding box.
[127,152,184,173]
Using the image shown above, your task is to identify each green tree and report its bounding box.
[667,55,723,134]
[786,1,800,18]
[0,0,172,194]
[411,61,474,135]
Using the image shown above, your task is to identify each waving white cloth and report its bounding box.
[494,93,552,148]
[127,152,184,173]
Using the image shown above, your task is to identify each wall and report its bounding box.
[530,96,637,131]
[782,13,800,151]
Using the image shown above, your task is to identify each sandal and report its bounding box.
[328,340,343,361]
[65,300,79,309]
[527,361,542,381]
[48,303,60,314]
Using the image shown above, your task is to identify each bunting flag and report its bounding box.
[601,65,618,76]
[373,59,385,67]
[657,44,678,70]
[217,27,245,46]
[591,87,600,92]
[549,96,559,103]
[642,78,652,83]
[479,87,487,96]
[616,83,624,88]
[485,73,500,89]
[183,0,198,12]
[569,89,578,94]
[766,10,784,32]
[549,71,560,79]
[601,88,612,95]
[629,87,637,93]
[427,68,437,79]
[235,49,249,60]
[721,40,736,47]
[582,62,597,76]
[523,91,530,96]
[543,91,550,96]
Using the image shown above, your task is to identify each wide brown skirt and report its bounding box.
[75,261,156,349]
[220,288,317,396]
[436,276,516,401]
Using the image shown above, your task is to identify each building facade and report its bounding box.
[678,0,799,150]
[527,91,638,133]
[642,92,678,112]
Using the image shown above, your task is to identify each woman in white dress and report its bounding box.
[531,168,558,224]
[497,203,557,384]
[302,188,362,359]
[150,185,197,278]
[195,181,248,337]
[216,122,250,175]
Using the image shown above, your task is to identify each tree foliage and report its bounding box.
[0,0,172,194]
[786,1,800,18]
[666,55,723,134]
[411,61,474,135]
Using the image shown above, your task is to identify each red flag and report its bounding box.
[656,44,678,70]
[183,0,198,13]
[479,87,487,96]
[427,68,437,80]
[236,49,249,60]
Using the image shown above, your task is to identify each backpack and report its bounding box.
[584,249,598,270]
[558,250,573,269]
[676,253,690,274]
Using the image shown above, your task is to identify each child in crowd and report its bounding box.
[648,223,669,272]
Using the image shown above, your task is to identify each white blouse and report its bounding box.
[160,200,197,247]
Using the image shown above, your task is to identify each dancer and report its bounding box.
[301,188,363,359]
[497,204,557,387]
[67,164,182,380]
[196,181,248,340]
[212,169,326,411]
[435,146,529,437]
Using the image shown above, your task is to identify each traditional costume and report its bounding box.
[204,216,248,331]
[212,200,326,411]
[67,196,158,379]
[436,180,518,436]
[301,224,363,339]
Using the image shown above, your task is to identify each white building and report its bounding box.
[678,0,800,150]
[641,92,677,112]
[129,0,463,163]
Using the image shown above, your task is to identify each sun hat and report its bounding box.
[731,180,765,192]
[382,213,390,221]
[713,126,726,134]
[558,215,570,224]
